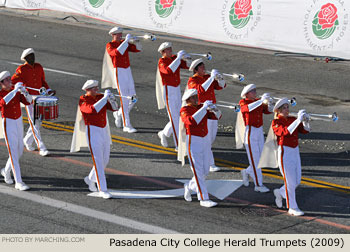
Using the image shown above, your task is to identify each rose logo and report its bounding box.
[89,0,105,8]
[312,3,339,40]
[155,0,176,18]
[229,0,253,29]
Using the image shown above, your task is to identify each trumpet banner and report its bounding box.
[5,0,350,59]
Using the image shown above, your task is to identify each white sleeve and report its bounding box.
[23,93,33,104]
[117,40,129,55]
[168,57,181,73]
[287,119,302,134]
[192,106,207,124]
[213,109,222,119]
[3,89,18,105]
[93,97,108,113]
[201,77,215,91]
[247,100,263,112]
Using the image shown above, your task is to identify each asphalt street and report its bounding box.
[0,9,349,234]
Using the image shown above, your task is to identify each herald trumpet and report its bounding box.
[25,86,47,96]
[100,92,138,103]
[209,101,241,112]
[222,72,245,82]
[185,52,212,60]
[290,112,338,122]
[263,96,297,107]
[126,33,157,43]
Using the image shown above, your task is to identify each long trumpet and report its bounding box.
[100,92,138,103]
[206,70,245,82]
[262,96,297,107]
[290,112,338,122]
[184,52,212,60]
[25,86,47,96]
[208,101,240,112]
[126,33,157,43]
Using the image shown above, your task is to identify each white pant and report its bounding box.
[277,145,302,209]
[24,104,46,150]
[207,119,218,166]
[162,85,181,148]
[113,67,136,128]
[86,125,110,192]
[2,117,24,183]
[244,126,264,186]
[186,135,211,201]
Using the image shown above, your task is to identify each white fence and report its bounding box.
[5,0,350,59]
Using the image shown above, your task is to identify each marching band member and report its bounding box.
[0,71,32,190]
[187,58,226,172]
[102,27,141,133]
[11,48,55,156]
[178,89,222,207]
[156,42,189,149]
[236,84,271,193]
[71,80,118,199]
[271,98,309,216]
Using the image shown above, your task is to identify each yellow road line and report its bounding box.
[23,117,350,194]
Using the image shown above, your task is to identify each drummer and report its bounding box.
[0,71,33,190]
[11,48,56,156]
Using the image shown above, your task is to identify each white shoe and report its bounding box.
[184,184,192,202]
[274,189,283,208]
[15,182,30,191]
[288,208,304,216]
[39,149,50,156]
[1,168,13,184]
[174,147,178,152]
[24,141,35,151]
[114,112,122,128]
[209,165,221,172]
[84,176,97,192]
[200,200,217,208]
[99,191,112,199]
[254,185,270,193]
[123,126,137,133]
[241,169,249,187]
[157,131,168,147]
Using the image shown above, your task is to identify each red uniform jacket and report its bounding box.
[79,94,116,128]
[106,40,140,69]
[187,74,224,104]
[180,104,217,137]
[11,63,50,95]
[0,89,31,119]
[239,98,271,128]
[272,115,309,148]
[158,55,188,87]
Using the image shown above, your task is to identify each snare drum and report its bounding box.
[34,96,59,120]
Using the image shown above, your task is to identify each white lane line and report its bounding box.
[3,60,89,77]
[0,184,179,234]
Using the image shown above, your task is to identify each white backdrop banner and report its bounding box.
[5,0,350,59]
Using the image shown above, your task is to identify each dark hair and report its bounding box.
[193,62,204,74]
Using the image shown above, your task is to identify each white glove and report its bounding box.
[14,82,24,92]
[210,69,219,78]
[177,50,186,59]
[260,93,271,102]
[297,109,306,121]
[203,100,213,109]
[125,34,133,42]
[103,89,111,99]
